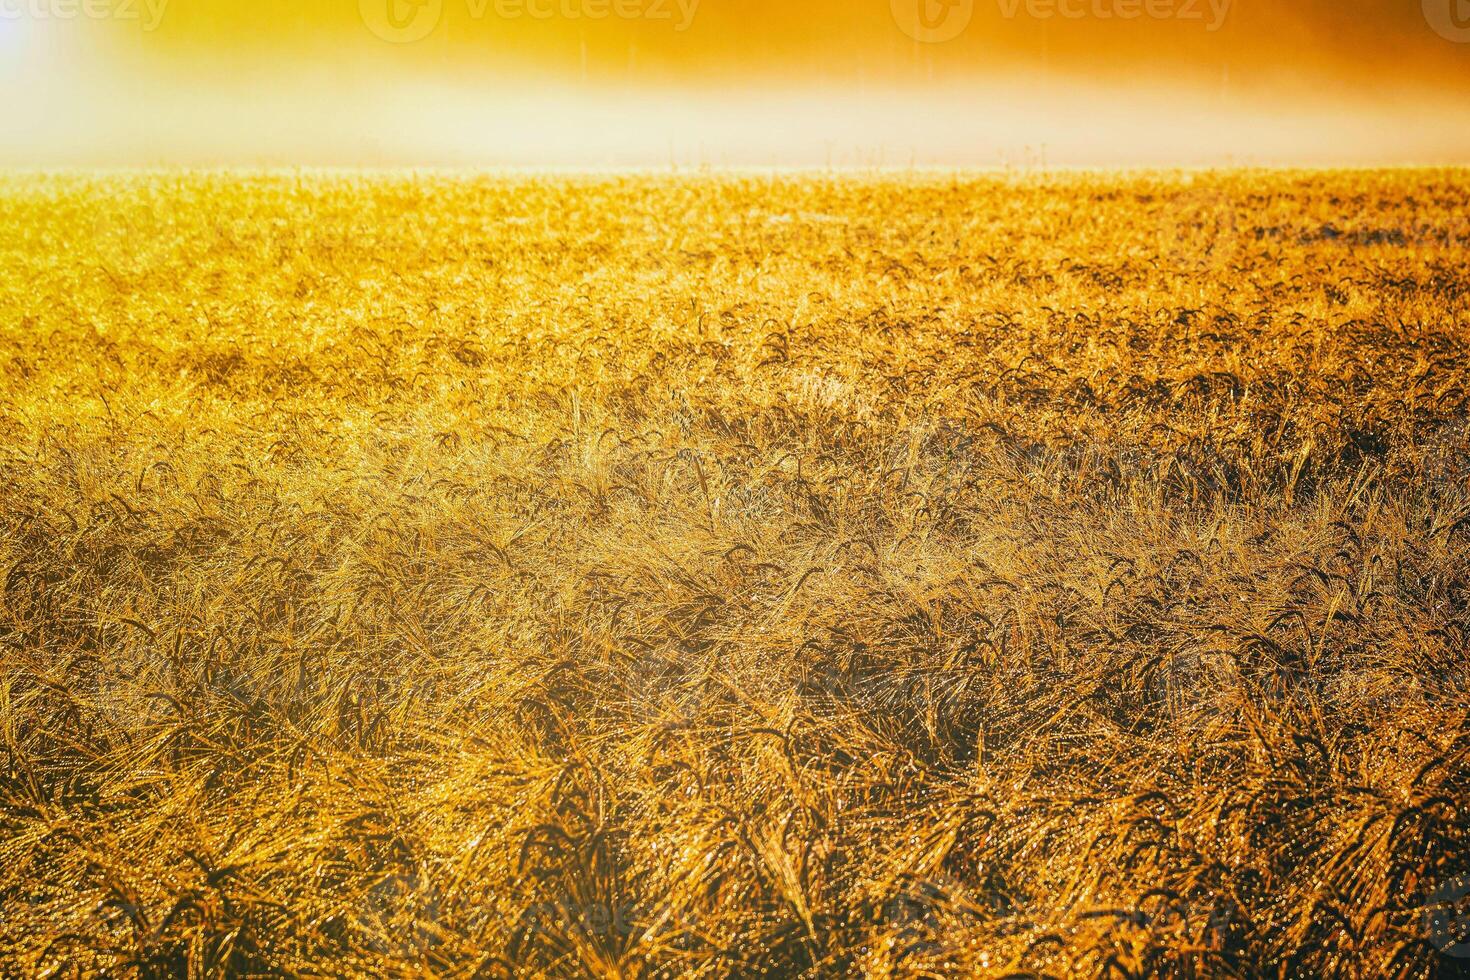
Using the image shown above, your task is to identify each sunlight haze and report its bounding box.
[4,0,1470,166]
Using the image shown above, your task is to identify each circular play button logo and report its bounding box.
[361,0,443,43]
[1424,0,1470,42]
[892,0,975,43]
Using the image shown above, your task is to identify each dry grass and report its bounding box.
[1,170,1469,978]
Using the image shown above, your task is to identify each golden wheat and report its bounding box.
[1,170,1468,978]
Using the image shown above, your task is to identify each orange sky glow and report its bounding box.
[4,0,1470,166]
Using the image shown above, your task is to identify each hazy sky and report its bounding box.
[5,0,1470,166]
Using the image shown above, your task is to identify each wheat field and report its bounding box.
[1,171,1468,978]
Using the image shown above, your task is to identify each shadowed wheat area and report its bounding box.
[1,171,1469,978]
